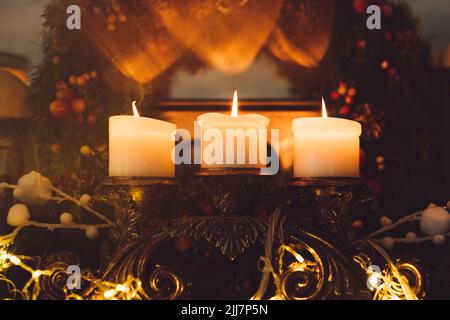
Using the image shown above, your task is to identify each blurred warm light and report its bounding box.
[74,0,334,84]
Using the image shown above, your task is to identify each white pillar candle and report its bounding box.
[197,91,269,168]
[292,98,362,178]
[109,102,177,177]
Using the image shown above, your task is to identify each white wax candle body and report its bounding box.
[109,116,176,177]
[292,117,362,178]
[197,113,269,168]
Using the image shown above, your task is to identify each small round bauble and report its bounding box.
[348,88,357,96]
[60,212,74,225]
[379,216,392,227]
[51,143,61,154]
[76,76,87,87]
[420,206,450,236]
[49,99,69,118]
[381,237,395,250]
[56,89,74,101]
[85,226,99,239]
[52,56,61,65]
[69,97,87,114]
[405,232,417,241]
[55,80,68,91]
[90,70,98,79]
[381,60,389,70]
[68,75,77,85]
[80,145,92,156]
[7,204,30,227]
[80,194,91,206]
[432,235,446,246]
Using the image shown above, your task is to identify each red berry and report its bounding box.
[51,143,61,154]
[345,95,354,105]
[86,114,97,126]
[174,238,192,252]
[381,60,389,70]
[49,100,69,119]
[352,220,364,229]
[330,91,340,100]
[357,39,367,49]
[339,106,350,116]
[55,80,68,91]
[353,0,367,14]
[69,97,87,114]
[388,68,397,77]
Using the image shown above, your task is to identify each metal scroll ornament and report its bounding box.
[92,172,425,300]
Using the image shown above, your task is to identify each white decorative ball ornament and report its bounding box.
[420,207,450,236]
[7,204,30,227]
[79,194,91,206]
[13,171,53,206]
[379,216,392,227]
[406,232,417,241]
[432,235,446,246]
[85,226,99,239]
[59,212,74,225]
[381,237,395,250]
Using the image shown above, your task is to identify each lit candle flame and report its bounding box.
[132,101,140,117]
[231,90,238,117]
[321,97,328,118]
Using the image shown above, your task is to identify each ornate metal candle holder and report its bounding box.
[92,171,425,300]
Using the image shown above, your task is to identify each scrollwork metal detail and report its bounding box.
[173,215,267,260]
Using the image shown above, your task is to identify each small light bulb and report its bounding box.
[32,270,42,279]
[103,289,116,299]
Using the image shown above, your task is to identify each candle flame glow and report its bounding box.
[231,90,238,117]
[132,101,140,117]
[321,97,328,118]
